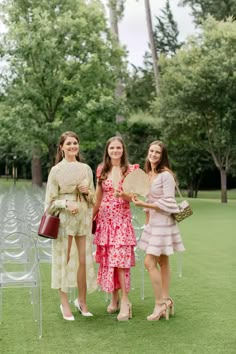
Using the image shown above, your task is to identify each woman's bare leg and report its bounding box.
[74,235,89,312]
[145,254,163,304]
[158,255,171,299]
[110,289,119,307]
[144,254,168,319]
[117,268,130,318]
[59,235,73,316]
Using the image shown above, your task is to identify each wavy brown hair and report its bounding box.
[55,131,81,165]
[98,136,129,183]
[144,140,174,176]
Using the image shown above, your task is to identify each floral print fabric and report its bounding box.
[93,164,139,292]
[45,159,97,293]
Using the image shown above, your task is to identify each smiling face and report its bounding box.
[107,139,124,162]
[61,136,79,161]
[148,143,162,166]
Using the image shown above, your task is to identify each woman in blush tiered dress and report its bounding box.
[93,136,139,321]
[132,140,185,321]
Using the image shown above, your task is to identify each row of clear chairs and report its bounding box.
[0,184,182,338]
[0,186,43,339]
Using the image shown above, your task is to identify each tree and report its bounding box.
[179,0,236,23]
[154,0,183,56]
[163,134,213,197]
[107,0,126,123]
[144,0,159,95]
[0,0,125,184]
[153,17,236,203]
[123,119,162,167]
[127,1,183,113]
[107,0,125,39]
[125,63,156,112]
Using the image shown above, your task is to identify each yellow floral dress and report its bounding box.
[45,158,97,293]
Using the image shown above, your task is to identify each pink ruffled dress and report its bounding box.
[138,171,185,256]
[93,164,139,293]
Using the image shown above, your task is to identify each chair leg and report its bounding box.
[0,286,2,324]
[68,287,76,304]
[140,252,145,300]
[177,253,182,278]
[38,284,42,339]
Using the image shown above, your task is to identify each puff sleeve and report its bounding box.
[153,172,179,214]
[45,166,67,214]
[81,165,96,207]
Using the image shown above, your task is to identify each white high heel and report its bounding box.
[74,298,93,317]
[60,304,75,321]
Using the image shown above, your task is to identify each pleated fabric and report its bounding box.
[138,171,185,256]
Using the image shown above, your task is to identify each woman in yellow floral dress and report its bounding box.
[45,131,97,321]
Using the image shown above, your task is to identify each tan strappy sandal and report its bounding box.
[147,302,169,321]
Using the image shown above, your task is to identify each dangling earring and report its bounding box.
[61,150,65,158]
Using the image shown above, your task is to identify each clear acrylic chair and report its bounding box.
[0,230,42,339]
[131,216,145,300]
[36,237,52,263]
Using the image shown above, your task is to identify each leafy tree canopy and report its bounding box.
[153,16,236,201]
[179,0,236,23]
[0,0,126,167]
[154,0,183,56]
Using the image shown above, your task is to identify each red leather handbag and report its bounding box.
[38,212,60,239]
[92,217,97,234]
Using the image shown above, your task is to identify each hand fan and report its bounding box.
[123,168,149,197]
[57,162,88,193]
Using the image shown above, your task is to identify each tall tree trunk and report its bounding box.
[109,0,119,40]
[48,142,56,169]
[187,182,194,198]
[144,0,159,95]
[108,0,125,123]
[210,150,228,203]
[220,168,227,203]
[31,145,42,187]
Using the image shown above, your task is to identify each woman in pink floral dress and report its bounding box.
[93,136,139,321]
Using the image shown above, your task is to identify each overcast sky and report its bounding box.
[0,0,196,68]
[116,0,196,67]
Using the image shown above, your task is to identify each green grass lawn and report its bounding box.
[1,194,236,353]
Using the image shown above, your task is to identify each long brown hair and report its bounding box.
[144,140,173,175]
[98,136,129,183]
[55,131,81,165]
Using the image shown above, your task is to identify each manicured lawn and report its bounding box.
[1,190,236,353]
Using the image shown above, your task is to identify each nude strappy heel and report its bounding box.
[107,300,120,314]
[165,297,174,316]
[117,303,132,321]
[147,302,169,321]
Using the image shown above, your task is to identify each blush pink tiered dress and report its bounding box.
[93,164,139,293]
[138,171,185,256]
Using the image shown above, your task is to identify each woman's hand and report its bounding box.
[132,195,144,207]
[114,190,136,202]
[77,183,89,195]
[114,189,121,198]
[66,200,79,214]
[113,190,128,199]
